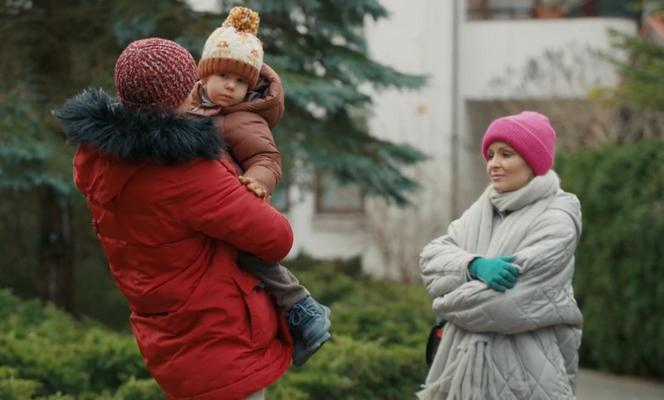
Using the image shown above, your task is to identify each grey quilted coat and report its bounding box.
[418,171,583,400]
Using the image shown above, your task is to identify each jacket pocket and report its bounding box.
[232,269,279,348]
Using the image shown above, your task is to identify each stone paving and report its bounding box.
[577,369,664,400]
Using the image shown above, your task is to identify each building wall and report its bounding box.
[286,186,369,260]
[187,0,637,279]
[455,13,635,209]
[284,0,457,269]
[361,0,457,280]
[363,0,636,279]
[460,18,636,100]
[188,0,219,12]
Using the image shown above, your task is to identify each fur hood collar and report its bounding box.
[54,89,224,165]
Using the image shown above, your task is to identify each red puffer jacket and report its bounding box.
[55,89,293,400]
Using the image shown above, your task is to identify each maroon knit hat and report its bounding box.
[481,111,557,176]
[114,38,197,110]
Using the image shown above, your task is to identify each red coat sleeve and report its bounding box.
[182,159,293,263]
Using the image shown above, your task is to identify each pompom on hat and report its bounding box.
[198,7,264,88]
[481,111,557,176]
[114,38,198,110]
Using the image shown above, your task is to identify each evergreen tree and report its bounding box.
[0,0,209,312]
[0,0,425,311]
[239,0,427,205]
[606,1,664,110]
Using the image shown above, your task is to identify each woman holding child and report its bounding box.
[55,37,289,400]
[56,5,334,399]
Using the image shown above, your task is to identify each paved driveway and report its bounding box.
[577,369,664,400]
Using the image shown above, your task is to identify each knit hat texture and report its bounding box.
[114,38,197,110]
[198,7,264,88]
[481,111,557,175]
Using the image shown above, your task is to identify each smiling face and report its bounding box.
[485,141,534,193]
[203,73,249,107]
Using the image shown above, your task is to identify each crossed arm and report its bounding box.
[420,194,582,331]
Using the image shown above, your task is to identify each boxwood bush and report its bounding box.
[0,255,433,399]
[557,140,664,378]
[0,289,158,399]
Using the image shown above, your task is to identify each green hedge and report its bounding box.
[0,289,160,399]
[271,257,432,399]
[0,255,432,399]
[558,140,664,378]
[3,141,662,398]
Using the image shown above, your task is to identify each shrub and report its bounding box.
[0,290,154,399]
[0,255,435,399]
[273,255,432,398]
[271,335,425,400]
[0,366,42,400]
[286,255,433,348]
[558,140,664,378]
[113,378,164,400]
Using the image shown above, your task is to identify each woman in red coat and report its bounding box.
[54,38,293,400]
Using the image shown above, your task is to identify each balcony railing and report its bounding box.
[467,0,636,21]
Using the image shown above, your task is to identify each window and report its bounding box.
[467,0,536,20]
[315,172,364,214]
[466,0,633,21]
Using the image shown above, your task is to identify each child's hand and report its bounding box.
[239,176,268,199]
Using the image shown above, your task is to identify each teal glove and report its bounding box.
[469,256,518,292]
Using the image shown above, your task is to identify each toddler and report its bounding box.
[189,7,331,367]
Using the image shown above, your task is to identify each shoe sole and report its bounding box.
[292,305,332,367]
[292,331,331,367]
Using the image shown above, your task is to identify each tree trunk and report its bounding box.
[38,186,75,312]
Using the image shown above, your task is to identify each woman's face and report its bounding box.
[485,141,534,193]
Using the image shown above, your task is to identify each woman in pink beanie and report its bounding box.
[418,111,583,399]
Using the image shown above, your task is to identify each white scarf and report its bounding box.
[456,171,560,258]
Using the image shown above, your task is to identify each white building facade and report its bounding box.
[189,0,636,280]
[296,0,636,280]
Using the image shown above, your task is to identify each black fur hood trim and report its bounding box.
[53,89,224,165]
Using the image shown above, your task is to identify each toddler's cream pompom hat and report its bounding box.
[198,6,264,88]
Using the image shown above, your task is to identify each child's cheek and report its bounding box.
[207,82,222,98]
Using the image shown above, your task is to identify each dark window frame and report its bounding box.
[314,171,365,214]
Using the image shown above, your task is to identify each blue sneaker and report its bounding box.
[288,296,331,367]
[291,331,326,367]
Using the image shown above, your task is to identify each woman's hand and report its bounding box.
[468,256,519,292]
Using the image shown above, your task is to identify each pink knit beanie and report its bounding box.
[114,38,198,110]
[481,111,557,175]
